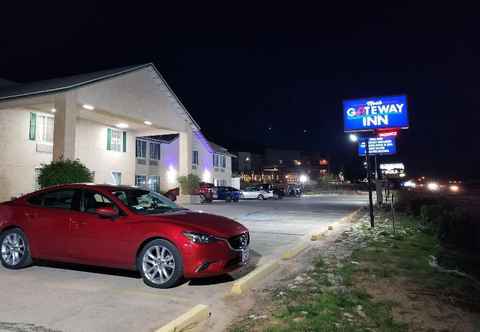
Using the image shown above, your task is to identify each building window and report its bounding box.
[111,171,122,185]
[29,113,54,144]
[136,139,147,159]
[147,176,160,193]
[34,168,41,190]
[213,154,219,167]
[149,142,161,160]
[221,155,226,168]
[107,128,126,152]
[192,150,199,165]
[135,175,147,188]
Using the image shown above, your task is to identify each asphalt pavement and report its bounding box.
[0,194,367,332]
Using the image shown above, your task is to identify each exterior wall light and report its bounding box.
[82,104,95,110]
[51,108,56,113]
[144,121,152,126]
[116,123,129,129]
[349,134,358,142]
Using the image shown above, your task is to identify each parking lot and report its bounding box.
[0,194,367,332]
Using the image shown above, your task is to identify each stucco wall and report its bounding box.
[0,108,53,202]
[75,118,135,186]
[213,155,232,186]
[192,133,214,184]
[76,68,191,133]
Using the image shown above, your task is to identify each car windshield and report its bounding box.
[112,189,185,215]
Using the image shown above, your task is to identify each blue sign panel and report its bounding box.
[358,136,397,156]
[343,95,408,132]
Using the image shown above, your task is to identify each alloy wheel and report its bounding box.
[142,245,176,285]
[1,233,26,266]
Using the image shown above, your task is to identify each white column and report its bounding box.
[178,122,193,178]
[53,91,78,161]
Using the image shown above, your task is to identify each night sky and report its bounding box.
[1,3,478,179]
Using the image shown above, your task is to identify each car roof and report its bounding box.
[26,183,140,195]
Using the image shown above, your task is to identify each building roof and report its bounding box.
[0,78,18,89]
[0,63,200,130]
[0,64,150,101]
[208,141,236,158]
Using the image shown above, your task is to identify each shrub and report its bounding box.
[177,174,200,195]
[38,159,93,188]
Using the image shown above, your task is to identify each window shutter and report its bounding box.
[122,132,127,152]
[107,128,112,150]
[29,112,37,140]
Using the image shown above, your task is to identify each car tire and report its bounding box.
[257,194,264,200]
[0,228,33,269]
[200,194,208,204]
[226,195,232,203]
[137,239,183,289]
[233,198,239,202]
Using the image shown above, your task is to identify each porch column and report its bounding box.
[53,91,78,161]
[178,122,193,178]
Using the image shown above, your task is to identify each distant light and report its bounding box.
[299,174,308,183]
[303,129,308,133]
[116,123,129,129]
[82,104,95,110]
[403,180,416,188]
[144,120,152,126]
[349,134,358,142]
[427,182,439,191]
[245,157,250,162]
[399,173,406,178]
[51,108,56,113]
[449,185,459,192]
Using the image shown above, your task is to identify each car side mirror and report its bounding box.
[96,207,118,219]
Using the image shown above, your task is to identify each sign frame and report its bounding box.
[343,94,409,133]
[358,135,397,156]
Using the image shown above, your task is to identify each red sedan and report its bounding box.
[0,184,250,288]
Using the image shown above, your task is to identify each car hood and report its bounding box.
[145,210,247,238]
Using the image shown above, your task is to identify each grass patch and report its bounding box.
[229,212,480,331]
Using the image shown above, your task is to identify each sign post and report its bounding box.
[365,138,374,228]
[343,95,408,229]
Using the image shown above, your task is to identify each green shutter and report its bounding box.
[122,132,127,152]
[107,128,112,150]
[29,112,36,140]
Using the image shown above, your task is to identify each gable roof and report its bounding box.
[0,63,200,129]
[209,141,237,158]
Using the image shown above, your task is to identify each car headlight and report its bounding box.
[183,231,218,244]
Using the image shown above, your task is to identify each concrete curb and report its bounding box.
[281,242,310,260]
[155,304,210,332]
[231,261,280,295]
[310,207,363,241]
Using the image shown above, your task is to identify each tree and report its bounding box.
[177,174,200,195]
[38,159,93,188]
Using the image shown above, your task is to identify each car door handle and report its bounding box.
[25,212,38,219]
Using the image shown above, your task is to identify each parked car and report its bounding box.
[286,184,303,197]
[164,182,214,203]
[212,186,241,202]
[240,186,274,200]
[260,183,285,200]
[0,184,250,288]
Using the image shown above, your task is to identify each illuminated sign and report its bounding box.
[343,95,408,132]
[358,136,396,156]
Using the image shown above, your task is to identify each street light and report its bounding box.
[299,174,308,183]
[349,134,358,142]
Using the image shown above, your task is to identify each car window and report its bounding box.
[82,190,118,214]
[28,189,77,210]
[112,189,182,215]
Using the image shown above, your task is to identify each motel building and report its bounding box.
[0,63,233,202]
